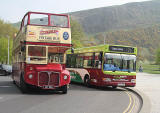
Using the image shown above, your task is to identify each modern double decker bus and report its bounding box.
[12,12,71,93]
[66,44,137,88]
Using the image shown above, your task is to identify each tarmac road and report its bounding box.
[0,76,141,113]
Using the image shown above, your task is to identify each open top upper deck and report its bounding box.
[14,12,71,49]
[21,11,70,29]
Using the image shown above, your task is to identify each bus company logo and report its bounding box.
[40,30,59,35]
[28,31,35,36]
[63,32,69,40]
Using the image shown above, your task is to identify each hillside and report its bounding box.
[87,25,160,61]
[71,0,160,34]
[12,0,160,61]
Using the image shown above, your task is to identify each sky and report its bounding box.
[0,0,151,23]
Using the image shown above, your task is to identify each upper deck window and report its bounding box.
[24,15,28,26]
[50,15,68,27]
[30,14,48,25]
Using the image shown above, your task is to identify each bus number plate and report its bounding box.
[118,83,125,86]
[44,86,54,89]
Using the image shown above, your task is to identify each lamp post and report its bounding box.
[103,33,106,45]
[7,35,9,65]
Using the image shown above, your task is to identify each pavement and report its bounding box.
[135,72,160,113]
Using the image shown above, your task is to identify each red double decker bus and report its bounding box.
[12,12,71,94]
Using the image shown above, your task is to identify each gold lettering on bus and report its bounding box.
[39,36,60,41]
[40,30,59,35]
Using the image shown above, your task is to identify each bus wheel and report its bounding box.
[20,75,28,93]
[61,85,67,94]
[84,75,90,87]
[112,86,117,89]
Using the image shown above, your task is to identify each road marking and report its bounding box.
[123,91,132,113]
[128,92,135,113]
[0,86,12,88]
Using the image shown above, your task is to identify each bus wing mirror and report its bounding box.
[98,52,103,62]
[19,51,22,55]
[71,48,74,54]
[21,46,25,52]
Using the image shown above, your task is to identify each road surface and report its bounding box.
[0,75,141,113]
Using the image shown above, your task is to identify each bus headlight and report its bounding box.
[64,75,68,80]
[28,74,33,79]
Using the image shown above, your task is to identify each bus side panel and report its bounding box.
[12,62,24,85]
[85,68,104,86]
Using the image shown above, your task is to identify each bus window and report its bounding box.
[28,46,46,57]
[50,15,68,27]
[24,15,28,26]
[104,53,136,72]
[76,54,84,68]
[30,14,48,25]
[48,46,69,64]
[27,46,46,62]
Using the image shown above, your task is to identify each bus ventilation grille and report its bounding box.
[38,71,59,87]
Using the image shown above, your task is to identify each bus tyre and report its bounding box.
[61,85,67,94]
[20,75,28,93]
[84,75,90,87]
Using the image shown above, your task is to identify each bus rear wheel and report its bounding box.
[84,75,90,87]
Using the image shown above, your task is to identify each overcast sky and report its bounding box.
[0,0,151,23]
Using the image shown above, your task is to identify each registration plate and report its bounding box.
[118,83,125,86]
[44,86,54,89]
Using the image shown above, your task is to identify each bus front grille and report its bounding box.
[38,71,60,87]
[50,72,59,86]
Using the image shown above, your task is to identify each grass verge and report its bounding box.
[137,63,160,74]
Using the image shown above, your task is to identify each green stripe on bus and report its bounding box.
[70,72,83,83]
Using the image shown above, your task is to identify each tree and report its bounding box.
[70,18,84,48]
[0,19,18,64]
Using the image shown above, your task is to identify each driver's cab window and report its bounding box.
[48,53,64,63]
[48,47,64,63]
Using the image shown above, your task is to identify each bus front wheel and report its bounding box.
[61,85,67,94]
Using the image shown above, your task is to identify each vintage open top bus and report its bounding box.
[66,45,137,88]
[12,12,71,93]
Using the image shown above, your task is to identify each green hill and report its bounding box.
[71,0,160,34]
[12,0,160,61]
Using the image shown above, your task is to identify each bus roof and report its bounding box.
[67,44,137,55]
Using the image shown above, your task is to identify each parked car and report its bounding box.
[0,64,12,76]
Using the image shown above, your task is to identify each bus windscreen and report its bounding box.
[103,53,136,72]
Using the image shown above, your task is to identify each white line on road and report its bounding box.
[0,86,12,88]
